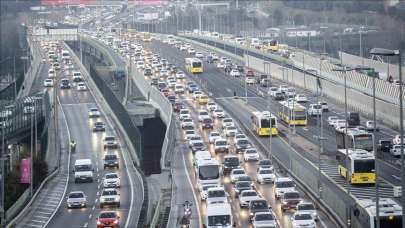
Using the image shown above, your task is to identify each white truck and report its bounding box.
[74,159,94,183]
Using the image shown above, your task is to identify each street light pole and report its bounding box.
[398,53,404,228]
[371,71,380,228]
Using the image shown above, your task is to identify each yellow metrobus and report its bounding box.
[185,58,203,73]
[142,33,152,42]
[336,149,375,184]
[261,39,279,53]
[277,101,307,126]
[251,111,278,136]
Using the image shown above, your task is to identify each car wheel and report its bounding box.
[100,204,103,209]
[117,203,120,207]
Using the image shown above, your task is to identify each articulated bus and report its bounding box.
[251,111,278,136]
[277,101,307,126]
[336,149,375,184]
[352,198,402,228]
[336,129,374,152]
[185,58,203,73]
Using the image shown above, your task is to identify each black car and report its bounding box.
[249,199,271,219]
[93,121,106,132]
[167,95,176,104]
[144,68,153,76]
[201,118,214,129]
[378,139,392,153]
[60,79,70,89]
[234,181,253,197]
[237,65,244,73]
[151,78,158,86]
[103,154,119,169]
[223,156,240,174]
[235,139,252,153]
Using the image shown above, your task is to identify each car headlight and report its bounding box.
[100,198,105,203]
[97,221,101,225]
[250,213,254,216]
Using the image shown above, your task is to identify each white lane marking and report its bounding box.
[182,152,202,228]
[319,217,328,228]
[23,224,43,227]
[392,175,401,180]
[37,211,52,215]
[83,222,88,227]
[30,219,46,223]
[61,102,94,106]
[33,215,49,219]
[88,214,92,219]
[92,205,96,210]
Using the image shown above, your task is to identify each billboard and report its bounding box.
[132,0,168,5]
[20,158,31,184]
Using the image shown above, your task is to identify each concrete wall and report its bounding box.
[246,54,405,129]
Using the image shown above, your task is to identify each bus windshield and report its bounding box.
[208,215,231,226]
[354,135,373,150]
[199,165,219,180]
[354,159,375,173]
[192,62,202,68]
[294,110,307,120]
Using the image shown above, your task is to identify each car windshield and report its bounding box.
[90,108,98,112]
[202,185,217,191]
[211,133,220,137]
[105,154,117,160]
[284,192,300,199]
[259,160,271,166]
[215,140,227,145]
[106,173,118,179]
[208,215,231,226]
[255,213,274,221]
[99,212,117,219]
[102,190,117,196]
[238,176,252,182]
[227,127,236,131]
[75,164,92,172]
[298,204,315,211]
[208,190,225,198]
[69,192,84,198]
[295,214,313,220]
[246,150,257,154]
[233,170,245,175]
[276,181,294,188]
[238,140,249,145]
[185,131,195,135]
[105,137,115,141]
[251,200,268,209]
[236,181,250,188]
[224,157,239,165]
[199,165,219,180]
[242,191,257,197]
[259,169,273,174]
[203,119,212,123]
[224,119,232,123]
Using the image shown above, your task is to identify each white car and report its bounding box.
[246,77,256,85]
[200,184,218,201]
[167,80,176,88]
[269,87,279,96]
[213,109,225,118]
[366,120,378,131]
[206,102,217,112]
[334,119,347,129]
[179,109,190,120]
[230,69,240,77]
[222,118,234,128]
[103,173,120,188]
[239,190,261,208]
[297,202,318,221]
[187,48,196,55]
[319,101,329,112]
[214,139,229,153]
[188,135,203,147]
[176,71,185,79]
[252,211,278,228]
[208,132,222,144]
[48,68,56,78]
[192,91,203,100]
[390,144,402,157]
[136,61,145,69]
[244,148,259,161]
[234,134,247,141]
[291,212,316,228]
[99,188,120,208]
[393,135,404,145]
[180,45,187,51]
[256,167,275,184]
[181,118,195,129]
[279,85,288,93]
[308,104,322,116]
[216,62,225,68]
[274,177,296,199]
[195,52,204,58]
[327,116,338,126]
[88,108,101,118]
[286,88,296,97]
[198,110,210,122]
[160,70,169,77]
[43,79,54,87]
[230,169,246,183]
[77,82,87,91]
[206,187,228,205]
[174,84,184,93]
[295,94,308,103]
[224,126,238,137]
[184,130,196,140]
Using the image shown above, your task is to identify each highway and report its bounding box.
[144,39,401,201]
[28,45,142,227]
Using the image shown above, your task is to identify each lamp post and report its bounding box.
[369,48,403,228]
[333,66,355,227]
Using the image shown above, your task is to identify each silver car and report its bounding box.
[66,191,87,209]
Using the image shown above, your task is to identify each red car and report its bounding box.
[246,70,255,77]
[281,191,302,211]
[96,211,120,228]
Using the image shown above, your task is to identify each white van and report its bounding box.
[205,203,233,228]
[308,104,322,116]
[72,71,83,82]
[194,150,212,166]
[74,159,94,183]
